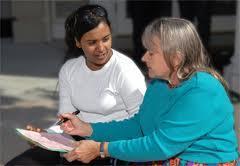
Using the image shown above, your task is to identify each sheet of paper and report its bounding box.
[46,125,63,134]
[16,128,75,152]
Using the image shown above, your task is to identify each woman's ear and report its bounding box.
[75,38,81,48]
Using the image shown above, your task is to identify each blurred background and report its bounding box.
[0,0,239,165]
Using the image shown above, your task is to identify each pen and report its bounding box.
[56,110,80,125]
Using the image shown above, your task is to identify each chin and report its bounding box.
[148,72,154,78]
[98,58,108,65]
[94,59,107,67]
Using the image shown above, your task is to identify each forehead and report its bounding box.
[145,36,161,51]
[81,22,111,41]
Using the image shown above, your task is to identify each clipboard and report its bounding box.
[16,128,75,152]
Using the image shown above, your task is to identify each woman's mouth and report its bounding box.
[146,65,151,70]
[96,54,106,60]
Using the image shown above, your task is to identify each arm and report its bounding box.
[58,64,77,114]
[117,65,146,117]
[106,88,230,161]
[90,113,143,141]
[60,111,143,141]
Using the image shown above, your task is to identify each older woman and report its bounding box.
[60,18,238,165]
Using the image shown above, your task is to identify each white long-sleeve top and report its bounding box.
[58,49,146,123]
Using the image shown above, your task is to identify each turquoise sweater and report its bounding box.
[90,72,238,163]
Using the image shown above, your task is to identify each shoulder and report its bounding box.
[181,72,233,120]
[113,50,142,75]
[112,49,140,71]
[62,56,83,69]
[59,56,84,77]
[193,72,226,94]
[184,72,231,108]
[148,79,165,88]
[144,79,166,95]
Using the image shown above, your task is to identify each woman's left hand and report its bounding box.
[63,140,100,163]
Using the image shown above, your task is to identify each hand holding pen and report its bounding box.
[59,111,93,137]
[56,110,80,125]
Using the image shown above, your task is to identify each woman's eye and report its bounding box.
[88,41,96,45]
[102,37,109,42]
[149,52,154,56]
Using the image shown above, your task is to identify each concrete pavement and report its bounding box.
[1,39,64,165]
[0,75,59,165]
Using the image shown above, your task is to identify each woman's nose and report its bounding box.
[97,42,104,52]
[141,52,147,62]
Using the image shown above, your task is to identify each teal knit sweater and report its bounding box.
[90,72,238,163]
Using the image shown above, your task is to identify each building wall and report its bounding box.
[12,1,51,42]
[1,1,12,18]
[51,0,88,39]
[224,1,240,94]
[9,1,237,42]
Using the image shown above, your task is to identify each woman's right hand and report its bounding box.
[25,125,43,148]
[59,113,93,137]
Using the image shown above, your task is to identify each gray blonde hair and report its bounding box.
[142,17,228,90]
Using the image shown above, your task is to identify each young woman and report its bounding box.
[6,5,146,165]
[59,4,146,124]
[60,18,238,165]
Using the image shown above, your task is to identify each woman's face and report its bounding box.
[141,37,170,80]
[76,22,112,70]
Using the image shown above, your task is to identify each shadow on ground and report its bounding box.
[1,105,58,164]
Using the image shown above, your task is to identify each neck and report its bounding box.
[168,72,180,88]
[86,62,105,71]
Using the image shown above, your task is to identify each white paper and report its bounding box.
[46,125,63,134]
[16,128,75,152]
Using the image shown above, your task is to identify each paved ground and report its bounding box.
[0,39,64,165]
[0,75,59,165]
[0,38,239,165]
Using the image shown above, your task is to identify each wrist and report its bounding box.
[78,122,93,137]
[99,142,109,158]
[86,123,93,137]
